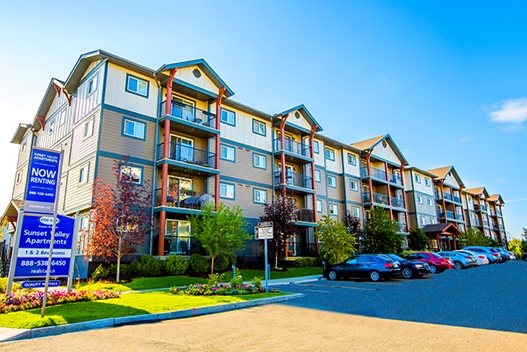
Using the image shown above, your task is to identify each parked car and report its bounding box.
[381,253,430,279]
[455,249,490,266]
[462,246,501,264]
[437,251,477,269]
[492,247,512,261]
[323,254,400,282]
[522,253,527,261]
[405,252,453,274]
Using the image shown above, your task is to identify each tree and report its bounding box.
[342,210,363,238]
[188,202,251,275]
[259,193,298,267]
[457,228,490,247]
[362,206,401,254]
[408,227,429,251]
[508,238,523,259]
[82,156,152,282]
[317,215,357,264]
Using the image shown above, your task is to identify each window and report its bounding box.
[16,171,22,184]
[220,183,235,199]
[430,218,435,224]
[313,140,320,154]
[253,154,266,169]
[425,177,431,187]
[427,198,433,206]
[352,207,360,218]
[165,219,192,254]
[328,175,337,188]
[59,109,66,125]
[316,200,322,213]
[415,174,421,183]
[220,108,235,126]
[329,204,338,215]
[325,147,335,161]
[252,119,266,136]
[347,153,357,166]
[126,74,149,97]
[120,165,142,184]
[84,119,94,138]
[350,180,358,191]
[88,75,98,95]
[123,118,145,139]
[220,145,235,161]
[76,216,90,255]
[21,142,27,154]
[79,164,89,184]
[254,189,267,204]
[420,217,426,226]
[417,195,423,204]
[315,170,321,182]
[49,121,55,134]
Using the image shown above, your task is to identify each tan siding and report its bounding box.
[176,66,218,94]
[371,143,400,164]
[64,157,95,211]
[70,109,100,165]
[74,67,103,123]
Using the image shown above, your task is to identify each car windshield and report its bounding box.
[430,253,443,259]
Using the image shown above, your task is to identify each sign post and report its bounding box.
[256,221,273,293]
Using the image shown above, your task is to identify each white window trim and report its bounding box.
[127,75,149,97]
[84,119,94,138]
[220,145,235,161]
[350,180,358,191]
[316,200,322,213]
[325,147,335,161]
[315,170,321,182]
[123,119,145,139]
[417,195,423,204]
[253,154,266,169]
[328,175,337,188]
[220,183,235,199]
[79,164,89,184]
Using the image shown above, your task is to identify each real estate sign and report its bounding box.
[14,214,75,278]
[24,147,62,214]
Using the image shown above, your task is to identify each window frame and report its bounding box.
[122,117,146,140]
[125,73,150,98]
[315,169,321,183]
[253,188,267,204]
[87,74,98,96]
[325,147,335,161]
[220,144,235,162]
[84,118,94,139]
[313,140,320,154]
[316,199,322,213]
[347,153,357,166]
[350,179,358,191]
[59,109,66,125]
[79,164,89,184]
[253,153,267,169]
[220,108,236,126]
[329,203,338,216]
[252,119,266,136]
[425,177,431,187]
[119,165,143,185]
[328,175,337,188]
[219,182,235,199]
[427,198,433,206]
[415,174,421,183]
[352,207,360,218]
[16,171,22,184]
[417,195,423,204]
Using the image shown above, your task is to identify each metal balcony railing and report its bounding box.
[274,171,312,189]
[371,192,389,205]
[455,213,464,220]
[157,142,216,168]
[397,222,408,232]
[155,188,214,209]
[391,197,405,208]
[453,195,461,203]
[389,172,403,185]
[160,100,217,128]
[273,138,311,157]
[445,210,455,219]
[444,192,452,201]
[296,208,315,222]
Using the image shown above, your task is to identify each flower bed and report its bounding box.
[0,289,121,314]
[169,272,266,296]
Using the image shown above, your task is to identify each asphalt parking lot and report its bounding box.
[280,260,527,333]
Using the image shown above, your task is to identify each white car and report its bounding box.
[455,249,490,266]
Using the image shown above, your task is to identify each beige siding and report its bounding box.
[220,107,272,151]
[74,67,103,123]
[313,139,325,166]
[324,147,343,173]
[286,109,312,131]
[371,142,400,165]
[444,173,461,189]
[219,145,272,185]
[343,150,360,177]
[70,109,100,165]
[176,66,218,94]
[104,64,158,118]
[96,156,154,193]
[64,156,95,211]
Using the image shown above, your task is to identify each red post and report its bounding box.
[214,87,226,209]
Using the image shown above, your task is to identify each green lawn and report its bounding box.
[0,291,286,330]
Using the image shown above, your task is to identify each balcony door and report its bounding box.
[278,163,294,185]
[171,134,194,162]
[172,95,195,121]
[277,130,294,152]
[167,176,193,203]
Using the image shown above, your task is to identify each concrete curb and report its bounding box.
[0,293,305,343]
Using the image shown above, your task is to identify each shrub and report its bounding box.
[91,264,110,281]
[230,271,244,289]
[291,257,310,268]
[138,255,164,277]
[129,260,141,277]
[251,277,263,291]
[0,278,20,294]
[215,252,236,272]
[164,255,189,275]
[189,254,210,276]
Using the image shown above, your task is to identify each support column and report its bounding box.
[214,87,226,209]
[309,125,318,255]
[400,162,409,232]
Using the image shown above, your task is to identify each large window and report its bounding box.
[123,118,145,139]
[220,145,235,161]
[252,119,266,136]
[313,140,320,154]
[316,200,322,213]
[120,165,142,185]
[253,189,267,204]
[220,108,235,126]
[165,220,191,254]
[126,74,149,97]
[328,175,337,188]
[220,182,235,199]
[253,153,266,169]
[315,170,321,182]
[325,147,335,161]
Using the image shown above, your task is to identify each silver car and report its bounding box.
[438,251,477,269]
[455,249,490,266]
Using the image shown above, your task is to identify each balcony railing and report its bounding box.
[155,188,214,209]
[391,197,405,208]
[389,172,403,185]
[157,142,216,168]
[274,171,312,189]
[273,138,311,158]
[453,195,461,203]
[445,210,454,219]
[371,192,389,205]
[296,208,315,222]
[160,100,217,128]
[497,210,502,216]
[455,213,463,220]
[397,222,408,232]
[444,192,452,201]
[480,204,487,211]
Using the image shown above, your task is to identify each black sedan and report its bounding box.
[323,254,399,282]
[381,253,430,278]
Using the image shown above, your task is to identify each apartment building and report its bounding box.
[403,167,438,230]
[463,188,507,245]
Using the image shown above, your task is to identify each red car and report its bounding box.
[405,252,453,274]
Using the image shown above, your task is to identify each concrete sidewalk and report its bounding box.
[0,275,322,343]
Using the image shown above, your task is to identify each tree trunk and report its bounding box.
[211,256,215,275]
[116,236,121,282]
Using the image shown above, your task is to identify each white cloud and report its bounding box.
[505,198,527,203]
[495,178,506,183]
[454,136,474,144]
[489,97,527,124]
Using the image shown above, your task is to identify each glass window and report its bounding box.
[84,119,93,138]
[165,219,192,254]
[425,177,431,187]
[352,207,360,218]
[415,174,421,183]
[430,218,435,224]
[350,180,358,191]
[220,145,235,161]
[254,189,267,204]
[220,108,235,125]
[420,216,426,225]
[347,153,356,166]
[418,195,423,204]
[16,171,22,184]
[427,198,433,206]
[316,200,322,213]
[220,183,235,199]
[49,121,55,134]
[126,75,149,97]
[123,119,145,139]
[21,142,27,154]
[88,75,98,95]
[315,170,321,182]
[79,164,89,183]
[253,154,266,169]
[328,175,337,188]
[59,109,66,125]
[313,140,320,154]
[325,148,335,161]
[329,204,338,215]
[120,165,142,184]
[252,119,266,136]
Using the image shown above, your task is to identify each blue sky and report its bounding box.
[1,1,525,238]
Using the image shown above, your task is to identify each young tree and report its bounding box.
[81,156,152,282]
[260,193,298,267]
[363,206,401,254]
[457,228,489,247]
[342,210,363,237]
[408,227,429,251]
[188,202,251,275]
[317,215,358,265]
[508,238,523,259]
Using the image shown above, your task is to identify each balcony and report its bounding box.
[361,166,387,181]
[154,188,214,210]
[157,142,217,174]
[160,100,218,138]
[388,172,403,186]
[397,222,408,233]
[453,195,461,203]
[296,208,315,222]
[274,171,314,194]
[497,210,502,217]
[371,192,389,205]
[391,197,405,208]
[444,192,453,201]
[273,139,312,164]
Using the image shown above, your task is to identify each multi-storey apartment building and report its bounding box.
[487,194,507,244]
[403,167,438,230]
[463,188,507,245]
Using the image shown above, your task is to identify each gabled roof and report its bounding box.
[422,223,462,236]
[156,59,234,98]
[427,166,464,188]
[404,166,437,178]
[351,134,408,165]
[275,104,322,132]
[488,194,505,204]
[465,187,490,198]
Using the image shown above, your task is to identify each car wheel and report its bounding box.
[429,264,438,274]
[369,270,381,282]
[328,270,338,281]
[454,261,463,270]
[401,267,414,279]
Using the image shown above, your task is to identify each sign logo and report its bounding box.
[24,147,62,214]
[39,216,60,225]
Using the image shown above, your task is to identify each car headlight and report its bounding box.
[415,264,423,268]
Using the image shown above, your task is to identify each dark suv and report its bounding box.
[381,253,430,279]
[323,254,400,282]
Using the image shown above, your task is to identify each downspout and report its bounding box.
[366,150,373,206]
[309,125,318,255]
[158,68,177,256]
[279,114,289,258]
[214,87,226,209]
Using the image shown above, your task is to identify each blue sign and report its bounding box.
[21,280,61,289]
[14,214,75,278]
[25,147,62,214]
